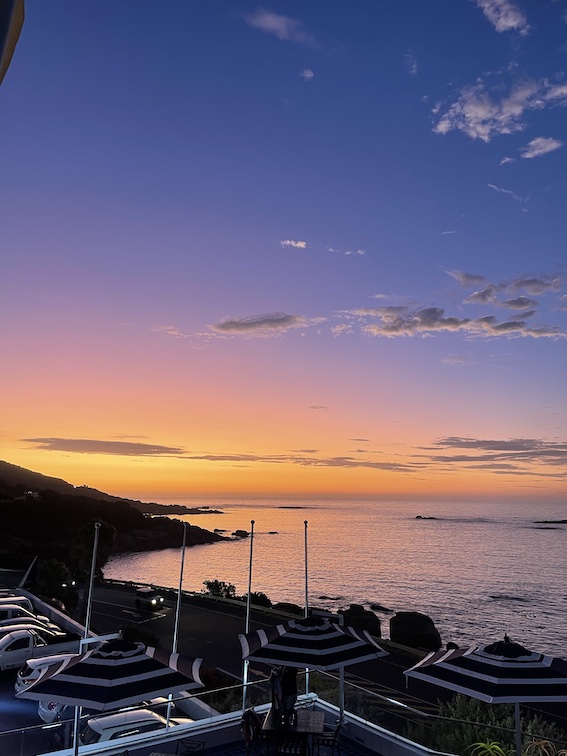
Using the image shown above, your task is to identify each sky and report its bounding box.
[1,0,566,502]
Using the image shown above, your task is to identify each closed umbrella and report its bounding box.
[17,638,203,710]
[404,636,567,756]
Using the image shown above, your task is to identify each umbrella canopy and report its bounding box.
[239,616,387,671]
[404,637,567,756]
[404,637,567,703]
[17,638,203,710]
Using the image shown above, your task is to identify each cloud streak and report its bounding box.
[210,311,320,336]
[23,438,184,456]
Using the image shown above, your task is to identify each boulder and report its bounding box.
[339,604,381,637]
[389,611,441,651]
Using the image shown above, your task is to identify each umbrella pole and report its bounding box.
[514,702,522,756]
[304,520,309,696]
[167,521,188,728]
[242,520,255,711]
[73,521,101,756]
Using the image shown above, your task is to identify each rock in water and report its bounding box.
[339,604,382,637]
[389,611,441,650]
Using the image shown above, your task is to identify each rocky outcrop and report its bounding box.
[113,520,226,553]
[339,604,382,637]
[389,611,441,650]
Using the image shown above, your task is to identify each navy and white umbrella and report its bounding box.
[404,636,567,755]
[17,638,203,710]
[239,616,387,671]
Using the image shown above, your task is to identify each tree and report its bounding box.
[203,580,236,599]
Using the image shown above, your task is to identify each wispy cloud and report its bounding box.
[281,239,307,249]
[309,405,328,411]
[440,230,456,236]
[434,77,567,142]
[209,311,322,337]
[152,325,190,339]
[520,136,563,159]
[327,246,365,256]
[500,156,516,165]
[299,68,314,81]
[474,0,530,35]
[244,9,313,45]
[442,354,474,365]
[487,182,525,203]
[23,438,184,456]
[405,50,418,76]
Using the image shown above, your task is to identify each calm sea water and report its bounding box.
[104,499,566,656]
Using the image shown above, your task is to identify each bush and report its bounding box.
[404,695,567,756]
[203,580,236,598]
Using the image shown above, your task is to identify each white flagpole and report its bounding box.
[73,521,101,756]
[167,521,187,728]
[242,520,255,711]
[304,520,309,695]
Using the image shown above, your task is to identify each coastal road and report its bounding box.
[90,584,444,715]
[91,583,280,681]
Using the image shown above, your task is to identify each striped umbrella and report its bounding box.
[404,636,567,755]
[239,616,387,670]
[17,638,203,710]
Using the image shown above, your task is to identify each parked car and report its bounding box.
[0,602,55,626]
[0,614,65,636]
[14,653,78,694]
[79,709,192,744]
[135,587,165,611]
[38,699,69,723]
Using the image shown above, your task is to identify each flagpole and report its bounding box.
[242,520,255,711]
[73,521,100,756]
[167,521,187,728]
[304,520,309,695]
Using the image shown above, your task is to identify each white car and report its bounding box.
[15,653,78,695]
[80,709,193,744]
[38,699,69,723]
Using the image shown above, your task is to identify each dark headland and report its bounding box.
[0,460,227,570]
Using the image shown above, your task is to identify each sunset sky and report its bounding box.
[1,1,566,501]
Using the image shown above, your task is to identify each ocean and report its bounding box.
[104,498,566,656]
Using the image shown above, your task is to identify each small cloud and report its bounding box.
[487,182,525,203]
[500,156,516,165]
[501,296,538,309]
[299,68,314,81]
[520,136,563,159]
[280,239,307,249]
[508,275,561,295]
[464,285,500,304]
[210,311,323,337]
[244,8,313,45]
[442,354,473,365]
[405,50,418,76]
[446,269,487,287]
[344,249,365,256]
[440,230,456,236]
[474,0,530,35]
[152,325,189,339]
[309,405,328,411]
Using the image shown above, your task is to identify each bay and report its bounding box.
[104,498,566,656]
